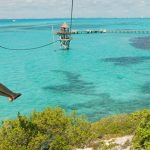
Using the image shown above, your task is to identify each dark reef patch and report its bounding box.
[130,36,150,50]
[66,93,112,110]
[140,82,150,94]
[42,70,150,122]
[73,97,150,122]
[102,56,150,66]
[43,70,99,96]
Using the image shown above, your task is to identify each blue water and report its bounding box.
[0,18,150,121]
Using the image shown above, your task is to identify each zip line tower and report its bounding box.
[58,22,72,50]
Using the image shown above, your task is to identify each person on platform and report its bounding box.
[0,83,21,102]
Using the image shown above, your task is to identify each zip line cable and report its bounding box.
[0,40,59,51]
[70,0,74,33]
[0,0,74,51]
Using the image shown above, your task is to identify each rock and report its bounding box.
[104,135,133,150]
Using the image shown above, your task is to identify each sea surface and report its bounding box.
[0,18,150,121]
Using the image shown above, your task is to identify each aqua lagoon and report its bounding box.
[0,18,150,121]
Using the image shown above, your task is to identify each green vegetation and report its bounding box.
[92,110,150,139]
[0,107,94,150]
[133,113,150,149]
[0,107,150,150]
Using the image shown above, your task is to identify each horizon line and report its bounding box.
[0,17,150,20]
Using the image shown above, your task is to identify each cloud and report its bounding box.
[0,0,150,18]
[26,0,33,3]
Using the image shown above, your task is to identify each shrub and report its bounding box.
[0,107,94,150]
[92,110,150,139]
[133,113,150,149]
[0,107,150,150]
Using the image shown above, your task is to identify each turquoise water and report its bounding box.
[0,18,150,121]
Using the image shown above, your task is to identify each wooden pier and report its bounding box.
[56,29,150,34]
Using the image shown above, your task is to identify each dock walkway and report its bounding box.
[67,29,150,34]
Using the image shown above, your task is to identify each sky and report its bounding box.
[0,0,150,19]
